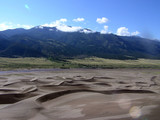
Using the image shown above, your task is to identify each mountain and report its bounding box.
[0,26,160,59]
[1,28,27,37]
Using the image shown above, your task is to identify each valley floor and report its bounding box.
[0,57,160,70]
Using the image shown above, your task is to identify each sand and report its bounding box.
[0,68,160,120]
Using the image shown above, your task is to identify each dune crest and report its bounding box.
[0,69,160,120]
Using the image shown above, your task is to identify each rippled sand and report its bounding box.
[0,69,160,120]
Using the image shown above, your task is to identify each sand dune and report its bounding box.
[0,69,160,120]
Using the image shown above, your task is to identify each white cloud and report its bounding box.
[80,29,94,34]
[42,18,83,32]
[116,27,140,36]
[42,18,67,27]
[104,25,108,30]
[59,18,67,22]
[0,23,13,31]
[16,24,33,29]
[42,19,95,33]
[101,30,107,34]
[57,25,82,32]
[73,18,85,22]
[131,31,140,36]
[0,22,33,31]
[117,27,130,36]
[96,17,108,24]
[100,25,108,34]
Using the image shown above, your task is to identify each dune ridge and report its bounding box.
[0,69,160,120]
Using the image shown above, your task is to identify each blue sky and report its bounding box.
[0,0,160,39]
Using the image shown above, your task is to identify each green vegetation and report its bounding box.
[0,57,60,70]
[68,57,160,68]
[0,57,160,70]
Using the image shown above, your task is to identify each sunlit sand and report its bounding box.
[0,69,160,120]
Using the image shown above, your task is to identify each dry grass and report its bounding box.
[0,57,160,70]
[68,57,160,68]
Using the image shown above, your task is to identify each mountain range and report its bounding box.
[0,26,160,59]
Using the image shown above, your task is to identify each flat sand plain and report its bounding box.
[0,69,160,120]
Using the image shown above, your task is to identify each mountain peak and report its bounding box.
[32,25,94,33]
[0,26,160,59]
[31,26,60,32]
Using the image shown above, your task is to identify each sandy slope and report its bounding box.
[0,69,160,120]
